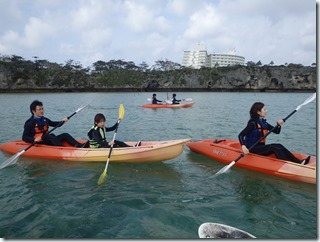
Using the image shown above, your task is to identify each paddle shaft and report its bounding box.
[246,109,296,152]
[233,110,297,164]
[47,111,78,134]
[104,120,120,170]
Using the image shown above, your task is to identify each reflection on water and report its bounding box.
[0,92,316,239]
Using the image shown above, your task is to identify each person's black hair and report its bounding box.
[30,100,43,114]
[94,113,106,124]
[173,93,176,97]
[250,102,265,119]
[153,93,156,96]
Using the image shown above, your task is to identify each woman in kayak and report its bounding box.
[88,113,141,148]
[238,102,310,165]
[22,100,85,147]
[152,93,163,104]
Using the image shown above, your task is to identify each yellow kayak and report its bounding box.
[0,138,191,162]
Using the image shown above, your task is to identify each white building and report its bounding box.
[182,43,245,69]
[181,43,208,69]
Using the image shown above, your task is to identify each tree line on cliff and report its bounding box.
[0,54,316,91]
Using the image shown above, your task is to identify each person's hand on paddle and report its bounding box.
[241,145,249,155]
[62,117,69,123]
[34,137,43,143]
[108,140,115,146]
[276,119,284,126]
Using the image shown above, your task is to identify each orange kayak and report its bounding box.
[141,102,194,108]
[187,139,316,184]
[0,138,191,163]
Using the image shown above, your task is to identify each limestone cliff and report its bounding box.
[0,60,316,92]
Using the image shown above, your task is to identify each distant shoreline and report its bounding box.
[0,87,315,93]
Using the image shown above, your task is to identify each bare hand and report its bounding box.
[62,117,69,123]
[34,137,42,143]
[242,145,249,155]
[277,119,284,126]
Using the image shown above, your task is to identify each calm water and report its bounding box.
[0,92,317,239]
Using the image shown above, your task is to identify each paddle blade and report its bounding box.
[119,104,125,120]
[97,169,107,185]
[0,150,25,169]
[215,161,235,175]
[296,92,316,111]
[75,102,91,113]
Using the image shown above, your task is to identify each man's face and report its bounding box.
[33,105,44,118]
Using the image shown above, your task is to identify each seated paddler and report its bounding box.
[88,113,141,148]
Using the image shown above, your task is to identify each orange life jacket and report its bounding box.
[34,122,49,139]
[257,122,268,143]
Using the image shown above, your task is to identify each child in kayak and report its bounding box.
[238,102,310,165]
[88,113,141,148]
[22,100,85,147]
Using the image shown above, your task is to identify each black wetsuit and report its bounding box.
[22,116,82,147]
[172,97,181,104]
[152,97,162,104]
[238,118,301,164]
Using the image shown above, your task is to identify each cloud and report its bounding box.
[81,28,113,48]
[0,0,316,67]
[184,4,226,40]
[122,0,170,34]
[0,16,54,55]
[23,17,55,48]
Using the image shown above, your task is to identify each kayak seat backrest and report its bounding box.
[228,142,241,149]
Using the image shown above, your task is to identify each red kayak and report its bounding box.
[187,139,316,184]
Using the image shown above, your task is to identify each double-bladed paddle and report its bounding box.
[215,92,316,175]
[97,104,125,185]
[0,102,90,169]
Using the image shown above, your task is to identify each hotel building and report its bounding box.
[182,43,245,69]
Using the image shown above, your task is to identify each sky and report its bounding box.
[0,0,316,68]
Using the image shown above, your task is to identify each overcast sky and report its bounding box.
[0,0,316,68]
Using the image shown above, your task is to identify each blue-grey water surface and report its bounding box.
[0,92,317,239]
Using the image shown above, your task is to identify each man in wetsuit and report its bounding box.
[22,100,85,147]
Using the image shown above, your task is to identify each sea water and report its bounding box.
[0,92,316,238]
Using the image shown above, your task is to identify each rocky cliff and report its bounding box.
[0,60,316,92]
[143,65,316,92]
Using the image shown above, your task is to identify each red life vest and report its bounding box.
[257,122,268,143]
[34,122,49,139]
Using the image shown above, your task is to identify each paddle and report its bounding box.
[215,92,316,175]
[97,104,125,185]
[0,102,90,170]
[164,98,193,104]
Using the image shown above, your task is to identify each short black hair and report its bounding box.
[30,100,43,114]
[94,113,106,124]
